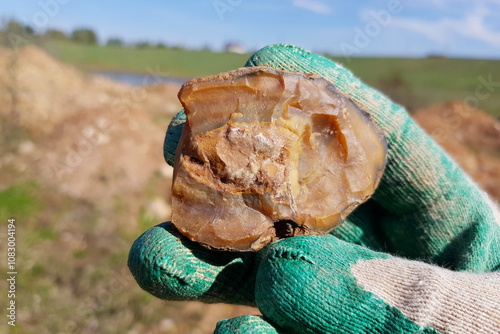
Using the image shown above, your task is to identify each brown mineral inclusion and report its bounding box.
[171,67,387,251]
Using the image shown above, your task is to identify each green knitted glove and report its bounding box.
[129,45,500,333]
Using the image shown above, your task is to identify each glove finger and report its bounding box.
[255,235,423,333]
[128,222,260,306]
[256,234,500,333]
[214,315,280,334]
[164,109,186,167]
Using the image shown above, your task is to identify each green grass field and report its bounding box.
[44,41,250,78]
[44,41,500,116]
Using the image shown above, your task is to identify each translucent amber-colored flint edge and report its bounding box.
[190,224,324,252]
[172,66,388,252]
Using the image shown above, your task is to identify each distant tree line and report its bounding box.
[0,18,98,47]
[0,18,193,51]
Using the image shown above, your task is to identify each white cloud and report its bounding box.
[391,17,451,43]
[292,0,331,15]
[391,4,500,47]
[458,8,500,46]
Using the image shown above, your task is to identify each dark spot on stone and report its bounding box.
[190,156,203,165]
[274,219,300,238]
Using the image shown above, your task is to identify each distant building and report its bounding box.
[426,53,448,59]
[225,42,246,54]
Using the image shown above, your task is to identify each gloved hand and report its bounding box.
[128,44,500,334]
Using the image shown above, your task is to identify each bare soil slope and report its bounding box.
[413,101,500,202]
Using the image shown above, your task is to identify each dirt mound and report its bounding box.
[413,101,500,201]
[0,46,128,133]
[0,46,182,217]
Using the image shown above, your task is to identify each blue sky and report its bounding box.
[2,0,500,58]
